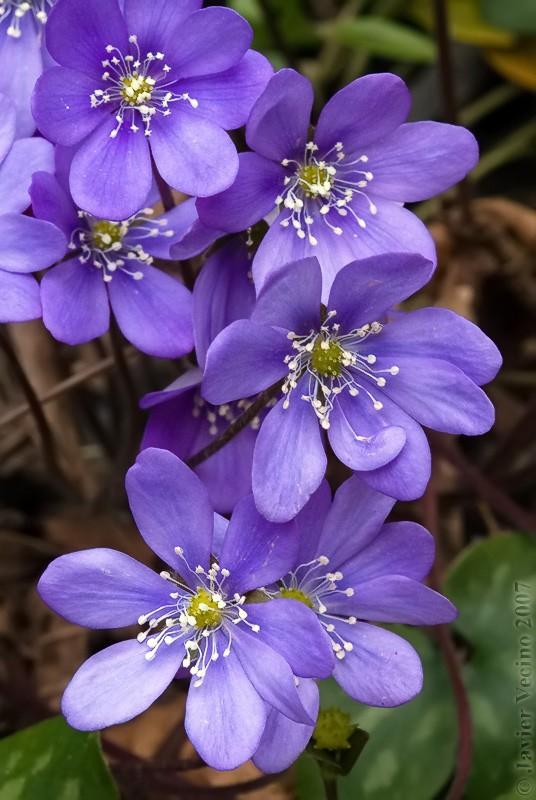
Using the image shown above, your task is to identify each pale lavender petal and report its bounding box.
[0,93,16,163]
[62,639,181,730]
[220,495,299,595]
[333,622,423,707]
[125,448,213,577]
[364,122,479,202]
[315,73,410,155]
[202,320,289,404]
[70,118,152,220]
[41,259,110,344]
[252,387,327,523]
[0,21,41,137]
[251,256,322,334]
[32,67,107,145]
[185,638,266,770]
[0,271,41,323]
[150,110,238,198]
[0,137,55,214]
[38,548,171,628]
[246,68,313,161]
[197,151,283,232]
[0,214,67,272]
[253,679,318,774]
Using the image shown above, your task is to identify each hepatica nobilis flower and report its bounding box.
[0,1,53,136]
[202,254,501,521]
[0,95,66,323]
[32,0,272,219]
[266,476,456,706]
[38,448,334,771]
[29,163,194,357]
[142,237,270,513]
[198,69,478,301]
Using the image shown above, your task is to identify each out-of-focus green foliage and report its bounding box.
[408,0,514,47]
[0,717,118,799]
[445,533,536,800]
[319,17,437,62]
[296,627,457,800]
[480,0,536,34]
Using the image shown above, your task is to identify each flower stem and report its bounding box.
[187,382,281,468]
[322,775,339,800]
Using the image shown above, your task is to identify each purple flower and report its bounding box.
[32,0,273,219]
[202,254,501,521]
[0,1,53,136]
[0,93,67,323]
[269,476,457,706]
[38,448,333,771]
[198,69,479,301]
[29,148,194,357]
[142,236,265,513]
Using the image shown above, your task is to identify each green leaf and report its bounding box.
[0,717,119,800]
[445,533,536,800]
[479,0,536,34]
[408,0,515,48]
[297,627,456,800]
[323,17,436,63]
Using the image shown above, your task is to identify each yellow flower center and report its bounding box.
[311,338,344,377]
[279,587,314,609]
[91,220,124,249]
[298,164,333,197]
[313,709,354,751]
[187,588,222,629]
[120,72,154,106]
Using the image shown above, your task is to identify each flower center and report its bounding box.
[1,0,52,38]
[91,220,124,249]
[120,71,154,106]
[310,337,344,377]
[279,587,314,608]
[313,709,354,751]
[187,588,223,629]
[277,141,377,246]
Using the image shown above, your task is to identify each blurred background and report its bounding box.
[1,1,535,798]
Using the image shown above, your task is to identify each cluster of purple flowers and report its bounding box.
[0,0,502,775]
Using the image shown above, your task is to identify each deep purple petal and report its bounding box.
[196,428,256,515]
[315,474,395,570]
[70,118,152,220]
[220,495,299,595]
[185,638,266,770]
[164,7,251,79]
[233,627,313,724]
[123,0,202,57]
[0,138,54,214]
[41,259,110,344]
[30,171,79,238]
[175,50,273,130]
[32,67,106,146]
[125,448,213,577]
[170,215,223,260]
[333,622,423,707]
[364,122,479,202]
[356,394,431,501]
[150,110,238,198]
[61,639,181,730]
[246,68,313,162]
[141,390,200,462]
[0,271,41,323]
[0,93,16,164]
[46,0,128,78]
[379,356,495,435]
[0,21,41,137]
[327,253,434,332]
[0,214,67,273]
[341,521,435,584]
[294,480,332,567]
[375,307,502,386]
[108,265,193,359]
[130,203,202,261]
[140,368,201,409]
[245,599,334,679]
[328,392,407,472]
[193,238,255,369]
[253,679,318,774]
[202,320,289,404]
[252,389,327,523]
[197,151,283,232]
[330,575,457,625]
[38,548,170,628]
[315,73,410,155]
[251,257,322,334]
